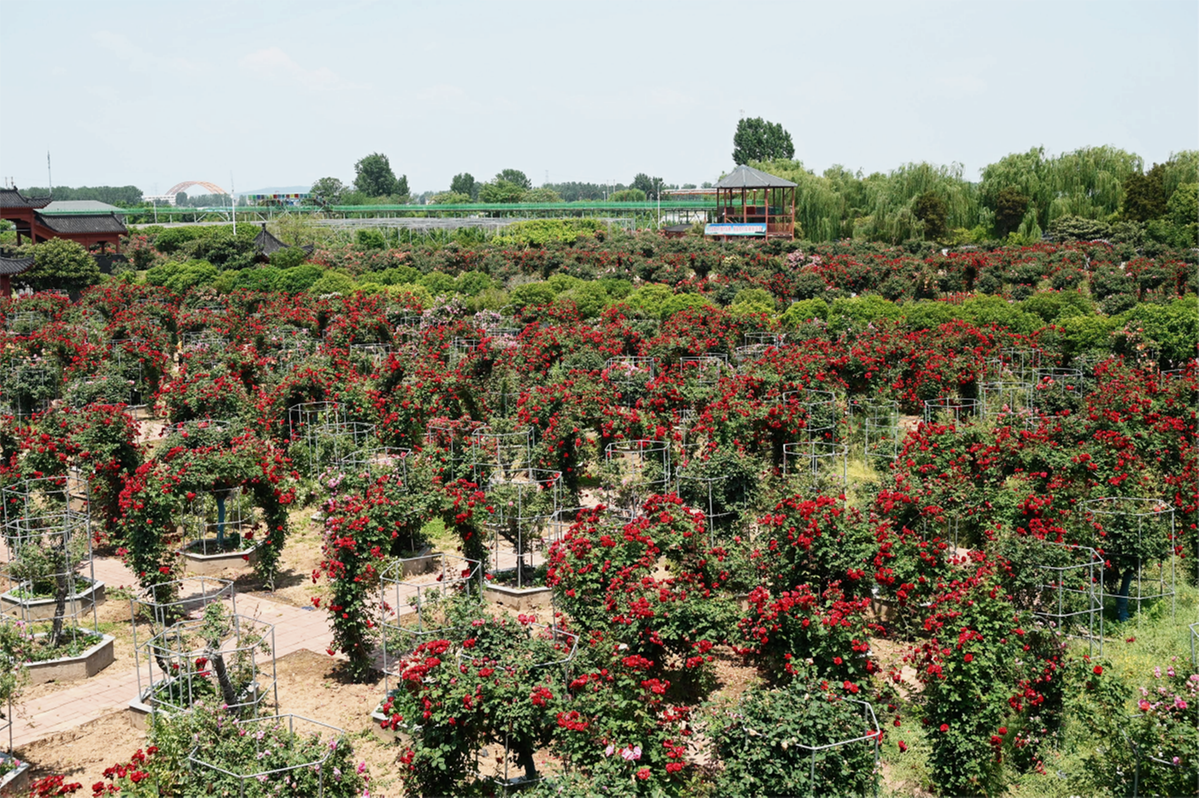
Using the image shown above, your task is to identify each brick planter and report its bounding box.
[0,754,31,797]
[0,579,105,622]
[26,631,115,685]
[178,541,259,577]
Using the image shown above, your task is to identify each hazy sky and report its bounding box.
[1,0,1196,195]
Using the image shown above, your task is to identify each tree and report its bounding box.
[732,117,794,165]
[994,187,1031,238]
[520,187,563,203]
[430,191,473,205]
[308,177,345,207]
[27,238,100,293]
[631,173,664,199]
[478,179,526,203]
[914,191,949,240]
[450,173,477,200]
[354,152,399,197]
[496,169,531,190]
[611,189,647,202]
[1122,163,1168,222]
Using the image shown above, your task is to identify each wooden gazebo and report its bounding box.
[705,165,796,241]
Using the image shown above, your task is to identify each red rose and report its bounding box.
[964,653,973,663]
[1093,665,1103,675]
[939,724,949,732]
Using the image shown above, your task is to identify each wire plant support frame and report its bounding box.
[0,474,99,648]
[187,714,350,798]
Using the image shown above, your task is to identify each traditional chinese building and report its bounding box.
[0,189,128,252]
[0,255,35,298]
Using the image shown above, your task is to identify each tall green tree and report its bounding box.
[1122,163,1167,222]
[308,177,345,206]
[478,179,527,203]
[914,191,949,240]
[450,172,478,200]
[495,169,531,190]
[354,153,401,197]
[994,187,1031,238]
[631,173,664,199]
[27,238,100,293]
[732,117,794,165]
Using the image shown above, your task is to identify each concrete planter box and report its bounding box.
[370,703,419,746]
[178,541,259,577]
[398,548,438,578]
[0,754,31,797]
[26,631,114,685]
[483,576,553,612]
[128,679,260,730]
[0,579,105,621]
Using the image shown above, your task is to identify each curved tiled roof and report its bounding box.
[716,165,797,189]
[36,212,127,235]
[0,256,35,276]
[0,188,53,210]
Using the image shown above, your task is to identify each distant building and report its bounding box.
[253,223,314,262]
[0,188,128,252]
[705,165,797,241]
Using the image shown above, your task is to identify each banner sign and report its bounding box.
[704,223,766,236]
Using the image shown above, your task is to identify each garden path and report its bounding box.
[11,556,349,749]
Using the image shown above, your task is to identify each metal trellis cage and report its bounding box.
[602,440,671,516]
[1082,497,1176,621]
[187,715,349,798]
[139,609,277,717]
[1034,542,1105,656]
[482,469,562,585]
[0,474,99,647]
[923,397,980,425]
[380,554,482,692]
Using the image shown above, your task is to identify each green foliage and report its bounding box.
[307,270,355,295]
[429,191,472,205]
[492,219,602,247]
[27,238,100,292]
[914,191,950,240]
[611,189,647,202]
[510,281,556,308]
[711,678,879,798]
[1021,290,1095,323]
[994,187,1032,238]
[631,173,664,200]
[496,168,532,190]
[354,152,406,198]
[782,298,829,325]
[478,179,527,203]
[307,176,345,206]
[522,187,564,203]
[267,246,307,269]
[450,172,477,199]
[733,117,795,165]
[145,259,218,293]
[355,228,386,250]
[1123,163,1169,222]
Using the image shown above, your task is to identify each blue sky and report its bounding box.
[1,0,1195,195]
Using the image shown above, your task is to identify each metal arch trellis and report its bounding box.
[107,338,149,409]
[288,401,376,476]
[187,714,348,798]
[779,389,842,443]
[1082,497,1176,621]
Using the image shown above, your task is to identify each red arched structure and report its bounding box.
[165,181,229,196]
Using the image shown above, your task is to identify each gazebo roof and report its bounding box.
[0,188,53,210]
[0,256,35,276]
[715,165,796,189]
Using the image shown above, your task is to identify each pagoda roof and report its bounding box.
[0,188,53,210]
[716,165,797,189]
[0,256,35,276]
